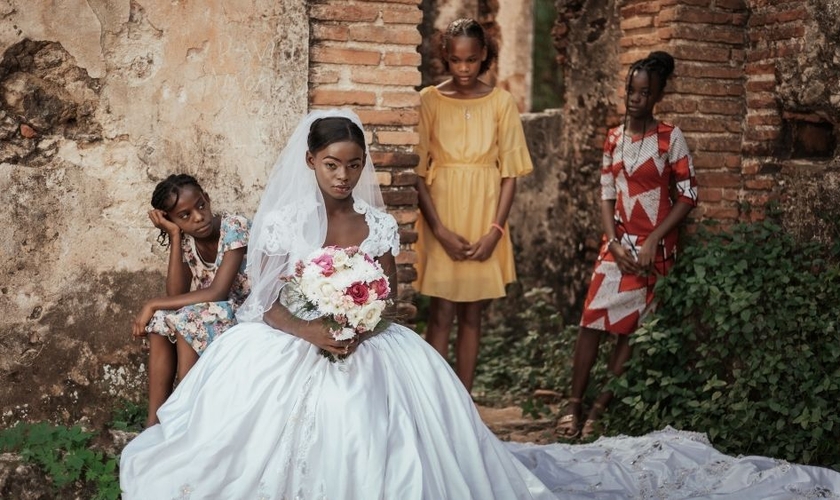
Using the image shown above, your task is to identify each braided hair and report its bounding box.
[441,18,498,76]
[625,51,675,95]
[620,51,676,170]
[150,174,203,247]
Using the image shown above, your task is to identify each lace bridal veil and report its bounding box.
[236,109,385,323]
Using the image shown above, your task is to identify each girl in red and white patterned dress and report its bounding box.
[557,51,698,439]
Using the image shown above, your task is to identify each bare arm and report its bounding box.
[148,209,191,296]
[636,201,694,269]
[601,199,643,276]
[417,179,470,261]
[131,246,246,338]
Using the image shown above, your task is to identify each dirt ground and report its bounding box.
[477,404,561,445]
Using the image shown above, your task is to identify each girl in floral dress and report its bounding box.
[557,51,698,439]
[131,174,250,427]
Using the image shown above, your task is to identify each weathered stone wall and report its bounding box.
[0,0,309,424]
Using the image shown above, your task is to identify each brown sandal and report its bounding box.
[556,398,582,439]
[581,403,605,440]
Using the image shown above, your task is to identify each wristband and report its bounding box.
[490,222,505,236]
[607,236,621,247]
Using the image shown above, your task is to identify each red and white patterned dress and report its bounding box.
[580,122,698,334]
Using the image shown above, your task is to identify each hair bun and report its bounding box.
[647,51,675,79]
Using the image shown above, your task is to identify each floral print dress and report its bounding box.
[146,213,251,354]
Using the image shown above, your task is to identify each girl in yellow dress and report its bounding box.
[415,18,533,391]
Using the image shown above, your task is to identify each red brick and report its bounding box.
[674,116,740,134]
[310,89,377,106]
[746,112,782,126]
[621,16,654,30]
[679,64,742,80]
[312,24,349,42]
[376,130,419,145]
[701,188,724,202]
[672,79,743,97]
[744,127,780,141]
[746,94,778,109]
[698,98,743,116]
[748,7,808,27]
[376,171,393,186]
[699,204,740,220]
[355,109,419,126]
[745,78,776,92]
[745,178,776,190]
[657,99,698,114]
[390,208,418,224]
[312,46,381,65]
[693,152,741,169]
[716,0,747,10]
[381,91,420,108]
[697,171,741,188]
[310,4,380,22]
[620,33,662,48]
[671,45,733,63]
[309,67,341,84]
[395,249,417,265]
[745,62,776,75]
[370,151,419,168]
[621,2,663,17]
[722,188,741,201]
[357,0,419,4]
[749,24,805,42]
[383,51,422,67]
[349,25,422,45]
[382,188,418,206]
[391,169,417,186]
[382,6,423,24]
[351,68,422,86]
[675,7,746,25]
[670,24,745,44]
[741,160,761,175]
[694,136,741,153]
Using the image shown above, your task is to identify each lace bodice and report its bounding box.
[354,199,400,259]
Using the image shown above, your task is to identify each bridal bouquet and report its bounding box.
[285,246,392,355]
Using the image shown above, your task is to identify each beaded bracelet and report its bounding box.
[607,236,621,247]
[490,222,505,236]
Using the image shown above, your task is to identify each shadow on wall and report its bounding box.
[505,110,602,324]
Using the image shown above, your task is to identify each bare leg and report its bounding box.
[146,334,177,427]
[175,335,200,382]
[425,297,456,360]
[453,300,487,392]
[588,334,633,420]
[569,327,604,403]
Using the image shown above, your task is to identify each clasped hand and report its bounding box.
[436,227,501,262]
[609,239,657,276]
[301,319,360,356]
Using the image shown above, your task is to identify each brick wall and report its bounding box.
[619,0,749,222]
[309,0,423,316]
[619,0,833,224]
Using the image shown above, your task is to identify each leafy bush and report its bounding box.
[0,422,121,499]
[605,220,840,469]
[473,287,612,414]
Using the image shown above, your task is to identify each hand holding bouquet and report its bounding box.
[284,246,392,359]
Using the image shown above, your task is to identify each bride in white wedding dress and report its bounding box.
[120,109,840,499]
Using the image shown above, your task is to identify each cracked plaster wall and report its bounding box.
[0,0,308,424]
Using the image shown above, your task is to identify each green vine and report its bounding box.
[604,220,840,469]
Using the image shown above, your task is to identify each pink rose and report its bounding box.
[346,282,370,305]
[311,254,335,276]
[372,278,390,299]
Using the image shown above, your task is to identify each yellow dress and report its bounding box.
[414,86,534,302]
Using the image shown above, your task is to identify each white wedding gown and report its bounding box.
[121,205,840,499]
